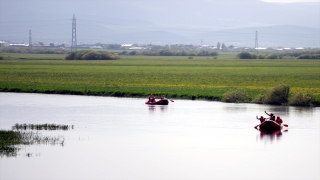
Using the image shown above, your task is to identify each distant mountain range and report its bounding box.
[0,0,319,47]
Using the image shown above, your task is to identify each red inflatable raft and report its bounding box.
[145,99,169,105]
[257,120,283,131]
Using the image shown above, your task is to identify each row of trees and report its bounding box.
[237,52,280,59]
[237,52,320,59]
[65,50,119,60]
[119,50,219,56]
[0,47,67,54]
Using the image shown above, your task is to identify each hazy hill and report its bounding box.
[194,25,320,47]
[0,0,319,47]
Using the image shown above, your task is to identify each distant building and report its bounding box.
[9,43,29,47]
[129,47,145,50]
[0,41,9,47]
[255,47,267,50]
[90,46,102,49]
[121,44,133,49]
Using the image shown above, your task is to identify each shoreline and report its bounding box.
[1,89,319,107]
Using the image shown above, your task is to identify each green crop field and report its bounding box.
[0,53,320,105]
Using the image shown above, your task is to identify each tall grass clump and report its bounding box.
[252,84,290,105]
[0,129,67,157]
[65,50,119,60]
[221,90,250,103]
[251,94,265,104]
[289,92,316,106]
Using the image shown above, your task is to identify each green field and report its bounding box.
[0,53,320,105]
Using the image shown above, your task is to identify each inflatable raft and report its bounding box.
[145,99,169,105]
[258,120,283,131]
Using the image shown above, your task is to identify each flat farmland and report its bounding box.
[0,54,319,102]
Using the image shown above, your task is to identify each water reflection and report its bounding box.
[148,105,168,114]
[256,129,288,142]
[292,107,314,117]
[268,106,290,116]
[223,106,247,113]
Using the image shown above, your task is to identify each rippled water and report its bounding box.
[0,92,319,180]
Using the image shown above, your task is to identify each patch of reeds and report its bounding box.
[252,84,317,106]
[12,123,73,131]
[1,123,72,157]
[221,90,250,103]
[0,130,66,157]
[289,92,316,106]
[252,84,290,105]
[0,145,19,157]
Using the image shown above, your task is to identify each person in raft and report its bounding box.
[256,115,266,123]
[160,95,167,100]
[275,116,283,125]
[148,94,156,102]
[265,111,275,121]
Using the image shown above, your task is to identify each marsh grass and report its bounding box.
[0,130,65,157]
[0,55,319,105]
[12,123,73,131]
[258,84,290,105]
[252,84,288,105]
[221,90,250,103]
[0,123,72,157]
[289,92,316,106]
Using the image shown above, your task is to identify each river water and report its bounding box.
[0,92,319,180]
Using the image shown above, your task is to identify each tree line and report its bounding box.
[119,50,219,56]
[237,51,320,59]
[65,50,119,60]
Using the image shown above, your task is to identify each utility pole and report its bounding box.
[29,30,32,52]
[71,14,77,52]
[255,31,258,54]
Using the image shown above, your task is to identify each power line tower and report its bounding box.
[255,31,258,54]
[29,30,32,52]
[71,14,77,52]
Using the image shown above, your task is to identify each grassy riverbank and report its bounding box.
[0,53,320,105]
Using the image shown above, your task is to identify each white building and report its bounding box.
[0,40,9,47]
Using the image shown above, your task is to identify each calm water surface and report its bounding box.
[0,92,319,180]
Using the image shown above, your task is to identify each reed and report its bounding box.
[12,123,73,131]
[259,84,290,105]
[289,92,316,106]
[0,123,72,157]
[221,90,250,103]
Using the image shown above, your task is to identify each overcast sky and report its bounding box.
[263,0,319,2]
[0,0,319,45]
